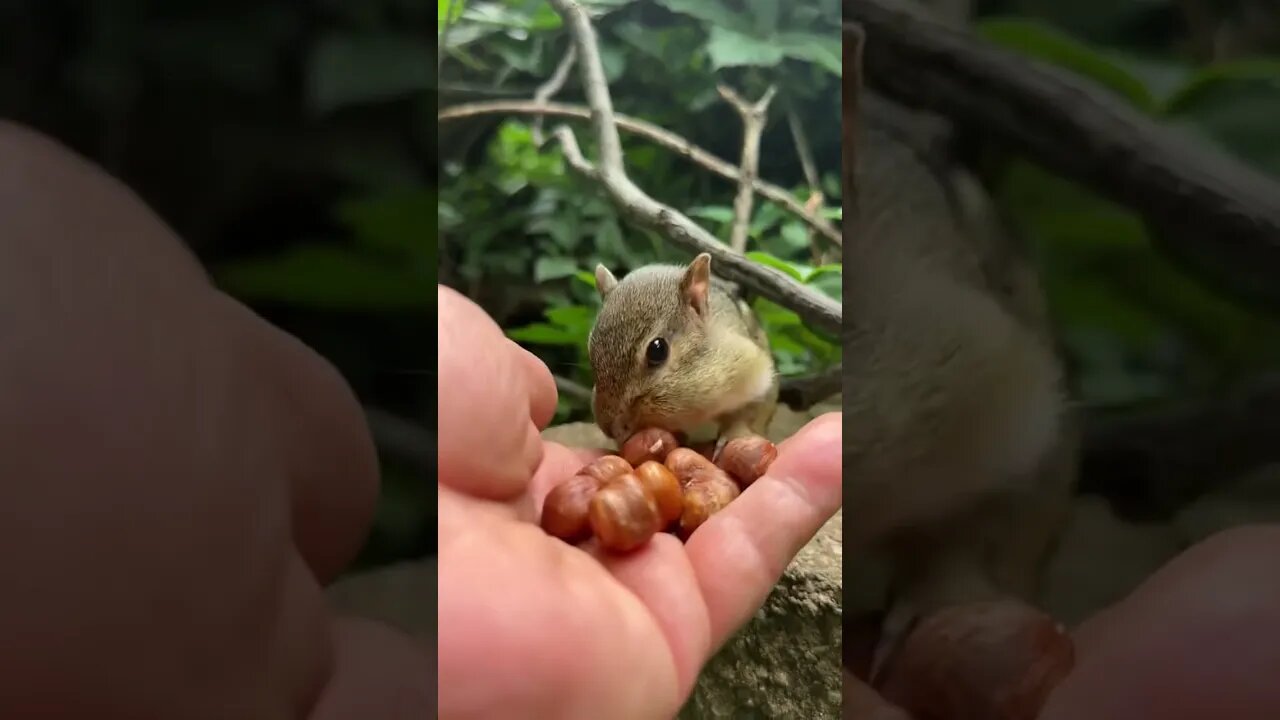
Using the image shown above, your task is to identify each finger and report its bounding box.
[512,340,558,431]
[227,296,381,583]
[590,535,712,706]
[1041,525,1280,720]
[683,412,843,649]
[528,442,607,509]
[437,286,546,501]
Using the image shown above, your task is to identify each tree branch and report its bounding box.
[845,0,1280,314]
[531,45,578,146]
[779,365,844,410]
[544,0,842,336]
[554,374,593,404]
[787,102,829,263]
[718,84,777,253]
[438,100,843,247]
[1079,374,1280,521]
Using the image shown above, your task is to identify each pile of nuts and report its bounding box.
[539,428,778,553]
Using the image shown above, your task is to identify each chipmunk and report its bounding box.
[845,96,1079,678]
[587,253,779,455]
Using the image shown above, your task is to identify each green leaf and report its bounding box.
[706,26,785,70]
[534,256,580,282]
[687,205,735,223]
[335,187,434,256]
[1162,69,1280,177]
[744,0,781,36]
[544,304,596,333]
[974,18,1155,112]
[215,244,431,311]
[574,270,598,288]
[775,32,842,75]
[438,0,465,31]
[1164,58,1280,112]
[745,251,803,280]
[778,221,809,251]
[308,34,433,115]
[506,323,581,345]
[653,0,753,35]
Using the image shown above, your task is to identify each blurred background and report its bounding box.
[0,0,432,571]
[4,0,1279,572]
[438,0,844,428]
[438,0,1280,523]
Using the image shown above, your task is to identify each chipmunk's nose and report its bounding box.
[609,417,632,443]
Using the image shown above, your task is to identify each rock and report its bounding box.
[1040,496,1182,627]
[542,409,843,720]
[678,511,842,719]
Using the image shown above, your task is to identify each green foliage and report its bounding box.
[441,0,843,422]
[216,187,432,311]
[967,8,1280,405]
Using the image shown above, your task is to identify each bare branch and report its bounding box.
[544,0,842,335]
[439,100,842,246]
[554,374,593,404]
[551,125,597,176]
[718,84,777,252]
[1080,373,1280,520]
[787,102,829,262]
[779,365,843,410]
[531,45,578,145]
[846,0,1280,314]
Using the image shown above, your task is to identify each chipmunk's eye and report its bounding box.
[645,337,668,368]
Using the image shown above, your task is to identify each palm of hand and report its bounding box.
[436,287,841,719]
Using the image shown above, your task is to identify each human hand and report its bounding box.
[1040,525,1280,720]
[0,121,427,719]
[436,286,843,719]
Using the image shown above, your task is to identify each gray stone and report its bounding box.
[678,511,842,720]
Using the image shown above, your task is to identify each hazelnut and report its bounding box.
[875,599,1075,720]
[621,428,680,466]
[540,474,603,543]
[633,461,683,527]
[589,472,663,553]
[664,447,718,485]
[579,455,633,484]
[678,466,740,537]
[716,435,778,487]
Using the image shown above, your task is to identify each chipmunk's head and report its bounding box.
[587,253,773,443]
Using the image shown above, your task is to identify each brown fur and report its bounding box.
[847,112,1079,674]
[588,255,778,445]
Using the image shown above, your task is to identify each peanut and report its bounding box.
[539,474,603,543]
[589,472,663,552]
[716,435,777,487]
[620,428,680,466]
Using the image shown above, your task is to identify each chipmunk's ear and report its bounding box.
[595,264,618,299]
[679,253,711,319]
